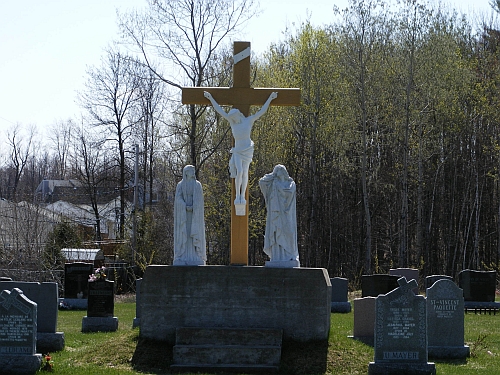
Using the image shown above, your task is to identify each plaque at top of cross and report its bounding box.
[182,41,301,265]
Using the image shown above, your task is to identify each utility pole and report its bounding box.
[132,144,139,266]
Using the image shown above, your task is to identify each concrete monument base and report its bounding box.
[0,354,42,375]
[139,265,331,344]
[59,298,87,310]
[82,316,118,333]
[173,260,205,266]
[37,332,65,352]
[331,301,351,313]
[368,362,436,375]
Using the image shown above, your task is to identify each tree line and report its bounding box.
[1,0,500,286]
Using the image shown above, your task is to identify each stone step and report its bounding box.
[170,363,279,373]
[171,327,283,372]
[175,327,283,346]
[172,344,281,366]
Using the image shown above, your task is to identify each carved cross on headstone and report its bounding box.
[182,41,300,265]
[397,277,418,295]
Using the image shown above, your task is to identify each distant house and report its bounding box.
[34,179,120,205]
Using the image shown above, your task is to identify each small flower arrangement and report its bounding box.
[88,267,107,282]
[41,353,54,372]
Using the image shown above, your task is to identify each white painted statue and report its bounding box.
[173,165,206,266]
[259,164,300,267]
[204,91,278,215]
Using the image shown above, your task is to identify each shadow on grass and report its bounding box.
[132,338,173,374]
[131,338,329,375]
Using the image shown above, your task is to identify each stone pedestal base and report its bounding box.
[140,266,331,344]
[82,316,118,333]
[37,332,65,352]
[428,345,470,359]
[265,260,300,268]
[0,354,42,375]
[331,301,351,313]
[368,362,436,375]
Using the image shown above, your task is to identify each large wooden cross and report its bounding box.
[182,41,300,265]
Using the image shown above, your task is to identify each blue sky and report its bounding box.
[0,0,495,139]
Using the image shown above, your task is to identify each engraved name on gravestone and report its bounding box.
[64,262,94,298]
[0,288,37,355]
[87,280,114,317]
[426,279,470,359]
[369,277,436,375]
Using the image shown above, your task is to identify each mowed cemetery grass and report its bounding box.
[44,294,500,375]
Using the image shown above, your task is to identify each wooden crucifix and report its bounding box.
[182,41,300,265]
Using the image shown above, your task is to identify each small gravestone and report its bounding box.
[362,274,400,297]
[389,268,419,294]
[458,269,496,302]
[425,275,453,290]
[330,277,351,313]
[426,279,469,359]
[0,288,42,374]
[352,296,377,345]
[0,281,64,352]
[63,262,93,309]
[82,280,118,332]
[368,277,436,375]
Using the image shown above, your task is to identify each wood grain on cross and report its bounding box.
[182,41,300,265]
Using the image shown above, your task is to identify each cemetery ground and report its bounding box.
[45,293,500,375]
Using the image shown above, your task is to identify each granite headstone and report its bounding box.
[368,277,435,375]
[352,296,377,345]
[389,268,419,294]
[0,281,64,352]
[0,288,42,374]
[424,275,453,290]
[330,277,351,313]
[362,274,400,297]
[458,269,496,302]
[426,279,469,359]
[64,262,93,299]
[82,280,118,332]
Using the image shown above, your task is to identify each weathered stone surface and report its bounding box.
[140,265,331,344]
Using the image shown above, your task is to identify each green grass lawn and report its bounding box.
[41,299,500,374]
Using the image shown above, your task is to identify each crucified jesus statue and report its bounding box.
[204,91,278,209]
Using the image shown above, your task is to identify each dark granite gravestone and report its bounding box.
[64,262,93,298]
[426,279,469,359]
[458,270,496,302]
[330,277,351,313]
[362,274,400,297]
[82,280,118,332]
[0,288,42,374]
[368,277,436,375]
[87,279,114,317]
[425,275,453,290]
[0,281,64,352]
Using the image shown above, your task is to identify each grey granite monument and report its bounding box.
[426,279,470,359]
[368,277,435,375]
[0,288,42,374]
